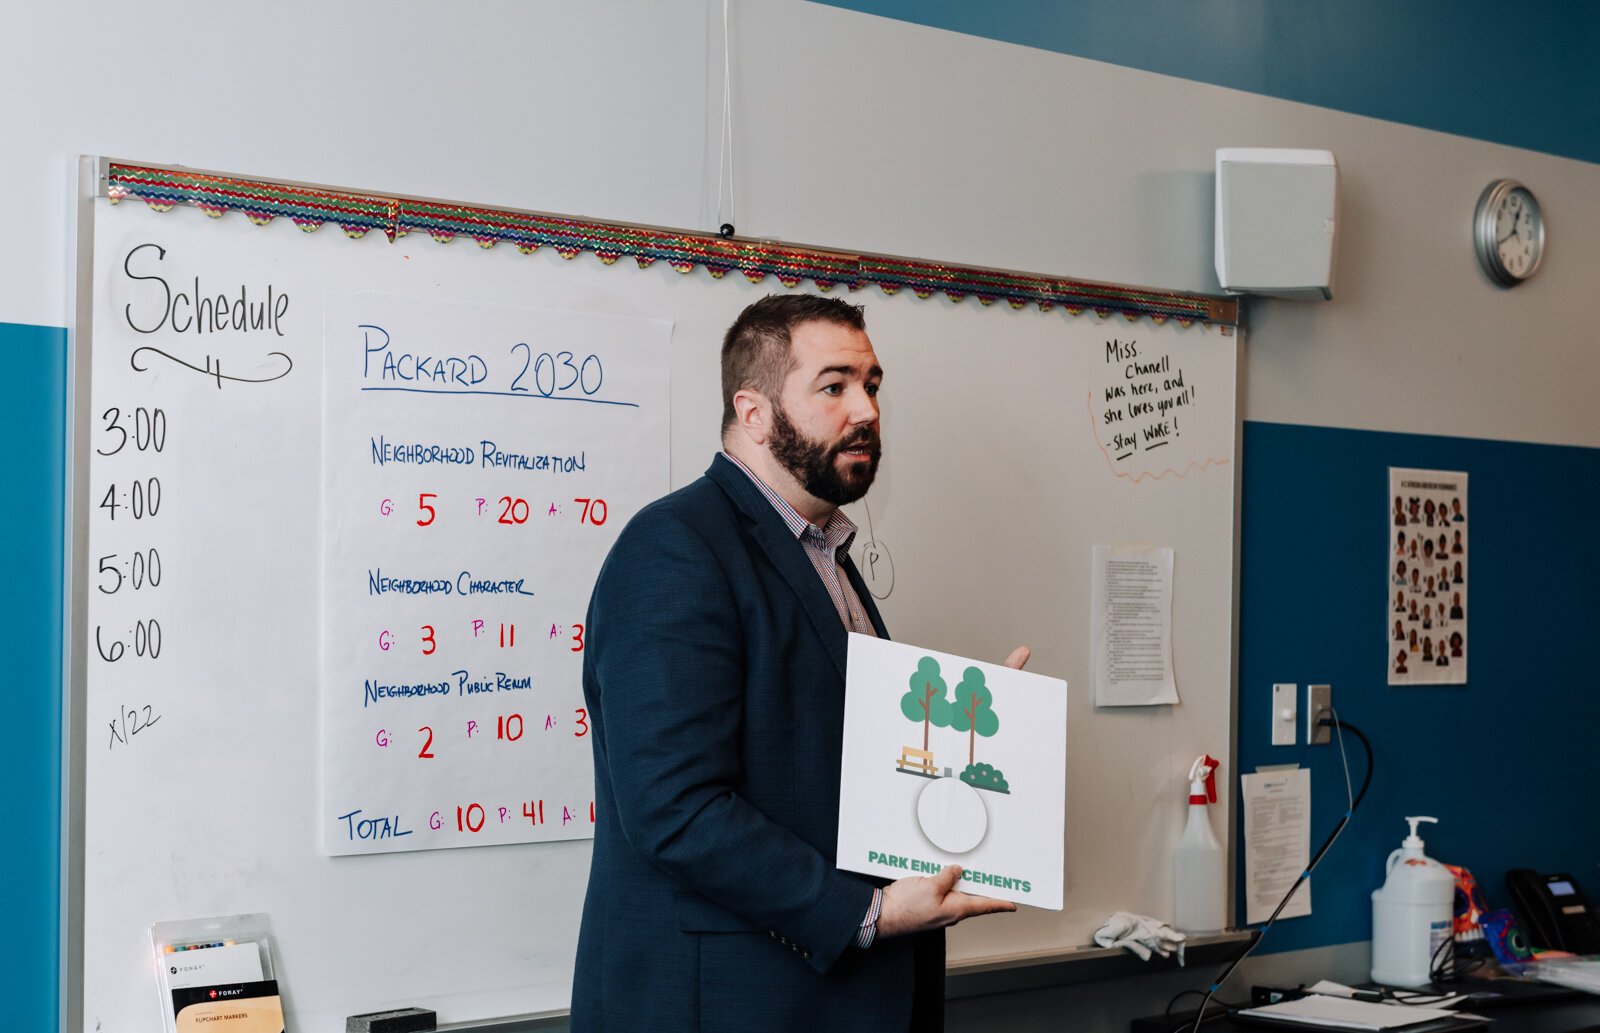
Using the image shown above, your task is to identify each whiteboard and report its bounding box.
[75,186,1237,1031]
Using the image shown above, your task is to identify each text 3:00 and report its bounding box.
[96,406,168,456]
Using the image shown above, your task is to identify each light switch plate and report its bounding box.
[1272,683,1297,745]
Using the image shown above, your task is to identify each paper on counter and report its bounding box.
[1090,545,1178,706]
[1242,766,1312,924]
[1236,993,1458,1030]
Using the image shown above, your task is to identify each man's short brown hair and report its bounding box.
[720,294,867,431]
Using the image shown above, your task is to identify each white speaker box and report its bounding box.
[1215,148,1338,300]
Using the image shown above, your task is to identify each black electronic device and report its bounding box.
[1506,869,1600,954]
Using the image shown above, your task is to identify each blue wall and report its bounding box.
[1238,420,1600,952]
[3,321,64,1029]
[817,1,1600,166]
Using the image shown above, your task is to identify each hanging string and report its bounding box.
[715,0,737,237]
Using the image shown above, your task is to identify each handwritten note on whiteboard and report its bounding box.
[1087,334,1232,483]
[319,294,670,855]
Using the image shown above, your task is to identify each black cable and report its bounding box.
[1427,925,1494,986]
[1425,926,1456,985]
[1162,991,1238,1030]
[1375,935,1463,1005]
[1164,988,1246,1021]
[1171,714,1375,1033]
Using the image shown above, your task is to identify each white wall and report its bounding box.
[14,1,1600,1030]
[9,1,1598,447]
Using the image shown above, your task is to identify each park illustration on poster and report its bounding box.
[837,634,1067,910]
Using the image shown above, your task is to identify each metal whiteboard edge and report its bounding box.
[945,930,1258,1000]
[403,931,1261,1028]
[437,1011,570,1032]
[62,154,99,1033]
[1227,328,1246,929]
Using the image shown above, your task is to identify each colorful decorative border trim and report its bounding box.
[106,162,1238,326]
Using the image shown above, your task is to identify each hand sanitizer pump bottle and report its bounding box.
[1371,816,1455,987]
[1174,754,1226,933]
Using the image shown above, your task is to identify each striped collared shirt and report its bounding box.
[720,451,885,947]
[721,451,877,637]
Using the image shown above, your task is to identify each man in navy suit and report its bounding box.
[572,295,1023,1032]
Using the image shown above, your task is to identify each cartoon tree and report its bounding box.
[949,666,999,767]
[899,656,951,751]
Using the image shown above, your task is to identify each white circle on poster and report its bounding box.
[916,776,988,854]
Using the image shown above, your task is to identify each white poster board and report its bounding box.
[319,294,669,854]
[837,634,1067,910]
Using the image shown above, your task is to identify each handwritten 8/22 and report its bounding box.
[359,324,608,400]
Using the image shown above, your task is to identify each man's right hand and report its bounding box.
[876,865,1016,937]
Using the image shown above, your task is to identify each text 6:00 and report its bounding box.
[95,619,162,662]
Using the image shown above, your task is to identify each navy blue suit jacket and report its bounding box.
[571,456,942,1032]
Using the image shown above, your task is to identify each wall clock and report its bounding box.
[1474,178,1544,286]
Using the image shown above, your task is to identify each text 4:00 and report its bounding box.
[99,478,161,520]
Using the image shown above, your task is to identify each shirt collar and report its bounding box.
[721,450,858,549]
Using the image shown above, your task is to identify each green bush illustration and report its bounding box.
[960,763,1010,794]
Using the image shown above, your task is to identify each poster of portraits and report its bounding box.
[1389,468,1468,685]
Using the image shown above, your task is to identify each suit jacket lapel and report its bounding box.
[707,455,851,680]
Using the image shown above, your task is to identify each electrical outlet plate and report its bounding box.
[1271,683,1297,745]
[1308,684,1332,744]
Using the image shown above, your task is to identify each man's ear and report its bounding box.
[732,387,771,446]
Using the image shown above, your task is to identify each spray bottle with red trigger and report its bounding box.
[1174,754,1227,933]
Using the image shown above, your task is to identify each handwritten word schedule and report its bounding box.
[320,295,670,855]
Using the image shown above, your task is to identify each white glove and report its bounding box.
[1093,911,1187,963]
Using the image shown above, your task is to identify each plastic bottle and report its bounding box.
[1370,816,1456,987]
[1174,754,1227,933]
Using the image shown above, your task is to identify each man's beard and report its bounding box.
[768,404,881,507]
